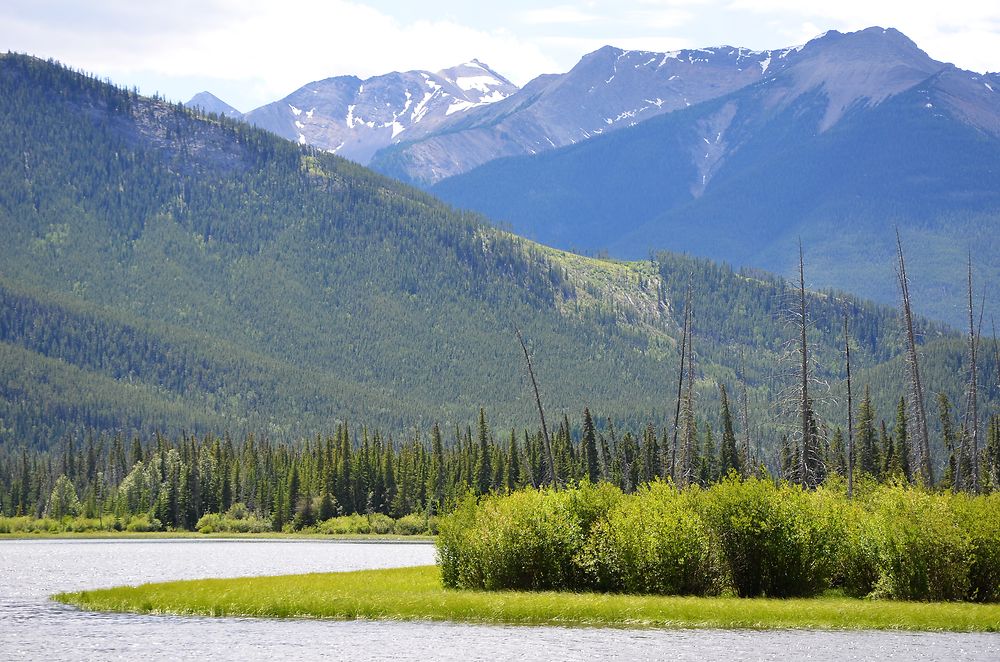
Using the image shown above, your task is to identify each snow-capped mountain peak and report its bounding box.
[242,61,518,164]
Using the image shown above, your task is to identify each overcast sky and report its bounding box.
[3,0,1000,112]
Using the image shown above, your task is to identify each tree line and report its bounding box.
[1,396,997,531]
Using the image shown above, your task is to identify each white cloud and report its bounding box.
[520,5,601,25]
[724,0,1000,72]
[1,0,998,111]
[0,0,559,107]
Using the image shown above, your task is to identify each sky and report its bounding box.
[3,0,1000,112]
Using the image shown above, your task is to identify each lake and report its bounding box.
[0,538,996,660]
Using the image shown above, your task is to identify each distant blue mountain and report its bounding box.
[428,28,1000,325]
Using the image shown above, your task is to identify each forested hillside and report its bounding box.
[0,54,994,472]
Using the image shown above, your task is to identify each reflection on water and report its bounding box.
[0,539,996,661]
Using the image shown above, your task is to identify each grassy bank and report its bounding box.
[55,565,1000,631]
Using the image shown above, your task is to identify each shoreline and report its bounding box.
[55,565,1000,632]
[1,531,434,542]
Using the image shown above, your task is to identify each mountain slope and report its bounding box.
[429,28,1000,325]
[243,60,516,164]
[372,44,801,184]
[0,53,678,446]
[0,53,991,462]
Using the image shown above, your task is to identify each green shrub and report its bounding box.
[837,500,881,598]
[0,516,31,533]
[369,513,395,535]
[698,477,841,597]
[867,487,971,601]
[226,503,251,520]
[395,513,430,535]
[125,515,162,532]
[952,493,1000,602]
[579,481,717,595]
[438,487,608,591]
[317,514,372,535]
[196,513,222,534]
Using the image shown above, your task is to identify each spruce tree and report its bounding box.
[582,408,599,483]
[718,384,742,477]
[428,423,445,509]
[894,397,912,481]
[939,393,957,488]
[828,427,847,476]
[475,409,492,495]
[856,386,879,477]
[698,423,716,486]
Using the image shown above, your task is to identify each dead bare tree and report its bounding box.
[844,307,855,498]
[677,296,698,487]
[794,242,823,488]
[895,230,933,486]
[669,282,692,483]
[957,258,988,493]
[966,256,981,492]
[515,327,557,486]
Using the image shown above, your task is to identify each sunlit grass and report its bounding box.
[55,565,1000,631]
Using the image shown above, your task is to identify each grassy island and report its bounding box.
[54,481,1000,632]
[55,565,1000,631]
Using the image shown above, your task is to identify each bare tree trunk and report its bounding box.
[683,313,697,486]
[670,283,692,483]
[844,309,855,499]
[798,242,812,488]
[895,230,933,486]
[515,327,557,487]
[966,256,980,492]
[679,300,697,488]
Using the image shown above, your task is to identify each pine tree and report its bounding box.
[895,398,912,481]
[428,423,445,509]
[642,422,660,484]
[475,408,492,495]
[582,408,599,483]
[505,429,520,492]
[856,386,880,477]
[881,420,896,481]
[986,415,1000,491]
[318,490,336,521]
[698,423,716,486]
[599,420,613,482]
[939,393,957,488]
[718,384,742,477]
[382,439,397,515]
[829,427,847,477]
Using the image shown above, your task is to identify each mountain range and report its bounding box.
[233,60,516,166]
[3,52,991,455]
[189,28,1000,325]
[425,28,1000,326]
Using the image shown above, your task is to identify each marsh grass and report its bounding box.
[55,565,1000,631]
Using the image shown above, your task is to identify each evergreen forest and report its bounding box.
[0,54,998,537]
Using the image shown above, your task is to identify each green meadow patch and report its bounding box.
[55,565,1000,631]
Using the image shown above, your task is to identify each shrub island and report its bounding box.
[56,478,1000,631]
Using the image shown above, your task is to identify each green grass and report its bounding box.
[55,565,1000,631]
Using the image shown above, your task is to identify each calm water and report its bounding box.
[0,539,997,661]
